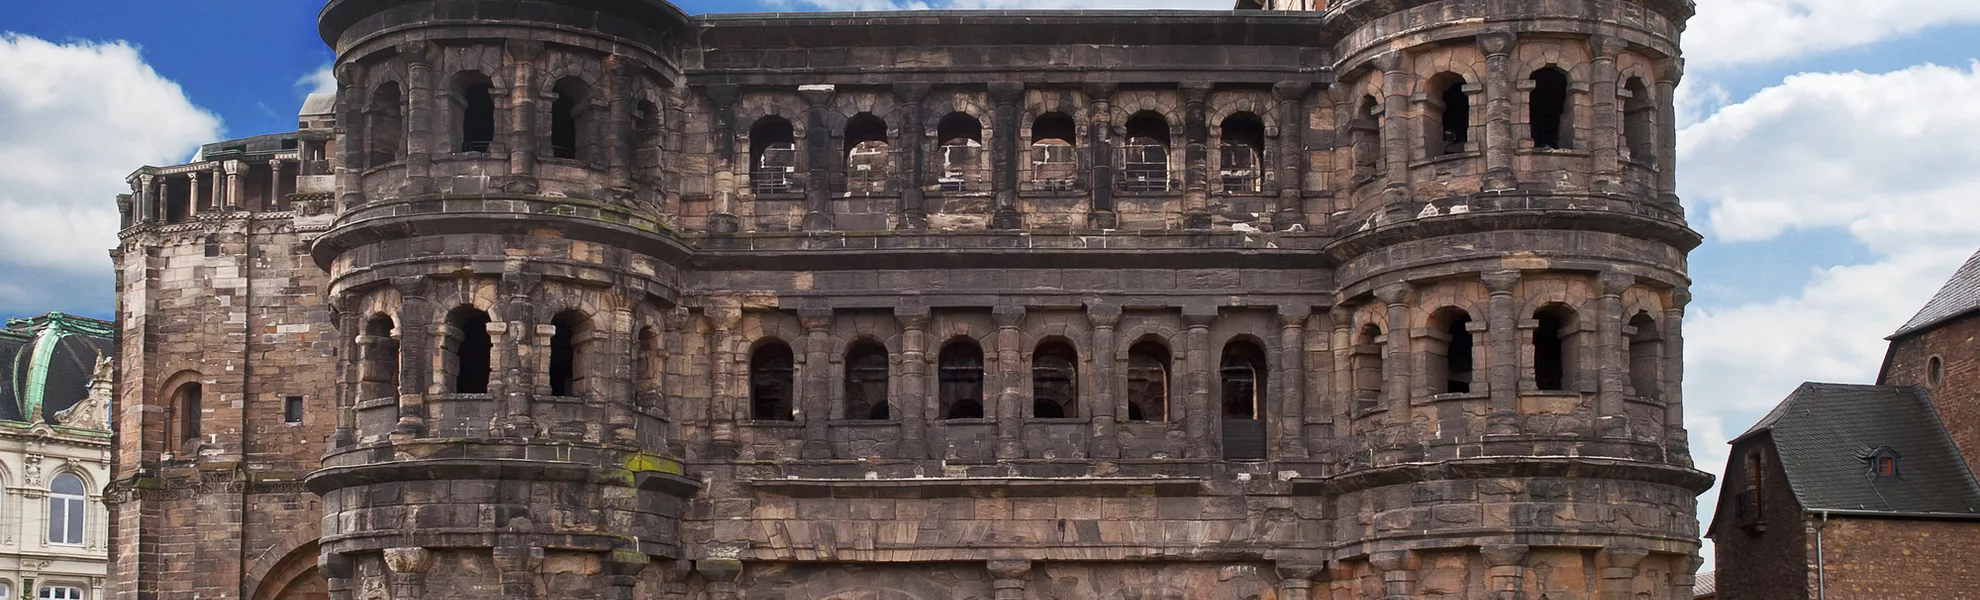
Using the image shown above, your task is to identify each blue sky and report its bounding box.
[4,0,1980,571]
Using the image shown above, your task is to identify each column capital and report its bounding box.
[1088,304,1123,328]
[1600,546,1650,569]
[1272,81,1313,103]
[1477,30,1517,56]
[1368,550,1416,572]
[1082,82,1118,102]
[799,308,833,332]
[1371,51,1406,73]
[1670,288,1694,311]
[382,547,435,574]
[895,306,931,330]
[694,557,744,583]
[1482,270,1522,294]
[1600,272,1636,297]
[1180,81,1214,102]
[1589,34,1629,60]
[986,558,1033,580]
[490,544,543,574]
[1275,562,1325,582]
[1182,311,1217,330]
[993,305,1027,328]
[1481,544,1530,567]
[1279,306,1313,328]
[892,82,933,104]
[1661,57,1687,84]
[704,84,741,108]
[987,81,1026,105]
[798,84,836,106]
[1373,282,1412,306]
[390,275,429,300]
[395,40,435,64]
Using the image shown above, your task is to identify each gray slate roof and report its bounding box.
[1892,248,1980,337]
[1735,383,1980,515]
[1694,572,1716,597]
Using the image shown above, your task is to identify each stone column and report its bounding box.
[269,160,287,211]
[533,322,557,397]
[1483,270,1521,435]
[320,553,355,600]
[1598,547,1649,600]
[1306,311,1335,457]
[223,161,245,212]
[1089,305,1122,459]
[1376,284,1413,416]
[1589,35,1625,192]
[1277,308,1309,459]
[188,171,204,217]
[1369,550,1418,600]
[606,306,638,445]
[1276,563,1322,600]
[492,545,543,600]
[993,305,1026,459]
[706,306,742,457]
[1329,310,1356,439]
[1662,289,1691,456]
[987,559,1032,600]
[393,277,432,437]
[498,271,542,436]
[1672,554,1703,600]
[1376,53,1412,195]
[1656,60,1684,206]
[335,63,367,208]
[1181,82,1214,229]
[1481,544,1529,600]
[382,547,433,600]
[1478,31,1518,190]
[705,84,742,233]
[137,174,157,223]
[504,40,543,194]
[1272,81,1312,231]
[1182,312,1215,458]
[696,558,743,600]
[1597,272,1633,438]
[334,307,361,447]
[894,83,932,230]
[1085,82,1118,228]
[897,307,932,457]
[800,84,837,231]
[989,81,1025,230]
[403,42,436,195]
[605,550,648,600]
[606,55,637,195]
[800,308,834,459]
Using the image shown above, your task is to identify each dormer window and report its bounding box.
[1867,446,1901,479]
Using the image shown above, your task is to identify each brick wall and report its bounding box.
[1810,516,1980,600]
[1880,314,1980,471]
[1712,434,1810,600]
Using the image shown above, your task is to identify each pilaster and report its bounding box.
[989,81,1026,229]
[1181,82,1214,229]
[894,82,933,230]
[1084,82,1118,228]
[799,84,837,231]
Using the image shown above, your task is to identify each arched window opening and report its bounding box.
[1125,342,1171,422]
[1219,113,1266,193]
[445,306,493,395]
[1430,308,1474,394]
[1352,324,1384,412]
[635,100,662,173]
[1221,340,1268,460]
[1032,340,1079,418]
[548,310,589,397]
[939,341,986,419]
[1030,112,1079,191]
[455,72,496,153]
[360,315,400,401]
[174,383,203,447]
[1353,95,1382,181]
[844,113,890,194]
[1623,77,1655,165]
[844,341,891,420]
[1122,111,1172,193]
[1426,74,1470,155]
[550,78,590,160]
[1735,451,1765,525]
[1533,304,1580,391]
[1529,67,1572,149]
[937,112,984,193]
[48,473,84,546]
[1628,312,1662,399]
[749,342,796,421]
[750,116,798,194]
[366,82,404,168]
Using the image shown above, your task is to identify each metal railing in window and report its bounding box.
[752,168,795,194]
[1121,144,1170,193]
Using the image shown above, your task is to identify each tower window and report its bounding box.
[1121,111,1171,193]
[1352,324,1384,411]
[939,341,986,419]
[844,341,891,420]
[1428,74,1470,155]
[1353,95,1381,180]
[1866,447,1902,479]
[1629,312,1663,399]
[1533,304,1580,391]
[844,112,890,194]
[548,310,589,397]
[634,100,662,174]
[1221,340,1268,461]
[455,72,496,153]
[445,306,493,395]
[1031,340,1079,418]
[1219,112,1266,193]
[361,315,400,401]
[174,382,203,446]
[367,82,404,167]
[549,78,590,160]
[1623,77,1656,165]
[1125,341,1171,422]
[749,116,798,194]
[1928,356,1944,387]
[750,341,796,421]
[284,396,304,424]
[937,112,984,193]
[1030,112,1078,191]
[1430,308,1474,394]
[1529,67,1572,149]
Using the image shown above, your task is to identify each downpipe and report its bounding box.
[1816,510,1830,600]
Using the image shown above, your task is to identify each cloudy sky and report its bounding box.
[3,0,1979,568]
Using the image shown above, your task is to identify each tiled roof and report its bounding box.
[1694,572,1716,597]
[1892,248,1980,337]
[1736,383,1980,515]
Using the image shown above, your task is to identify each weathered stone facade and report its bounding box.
[109,0,1710,598]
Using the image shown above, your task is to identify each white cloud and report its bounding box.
[1687,0,1980,69]
[0,34,221,314]
[1679,62,1980,568]
[298,63,336,97]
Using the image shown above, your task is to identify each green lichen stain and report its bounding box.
[624,453,683,476]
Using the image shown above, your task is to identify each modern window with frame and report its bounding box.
[38,585,84,600]
[49,473,86,546]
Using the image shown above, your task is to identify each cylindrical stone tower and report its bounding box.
[1316,0,1709,594]
[306,0,700,596]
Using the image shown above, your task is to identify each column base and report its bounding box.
[992,209,1023,230]
[709,213,741,234]
[1088,210,1117,230]
[802,211,834,231]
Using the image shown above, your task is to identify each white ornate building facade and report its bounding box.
[0,314,115,600]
